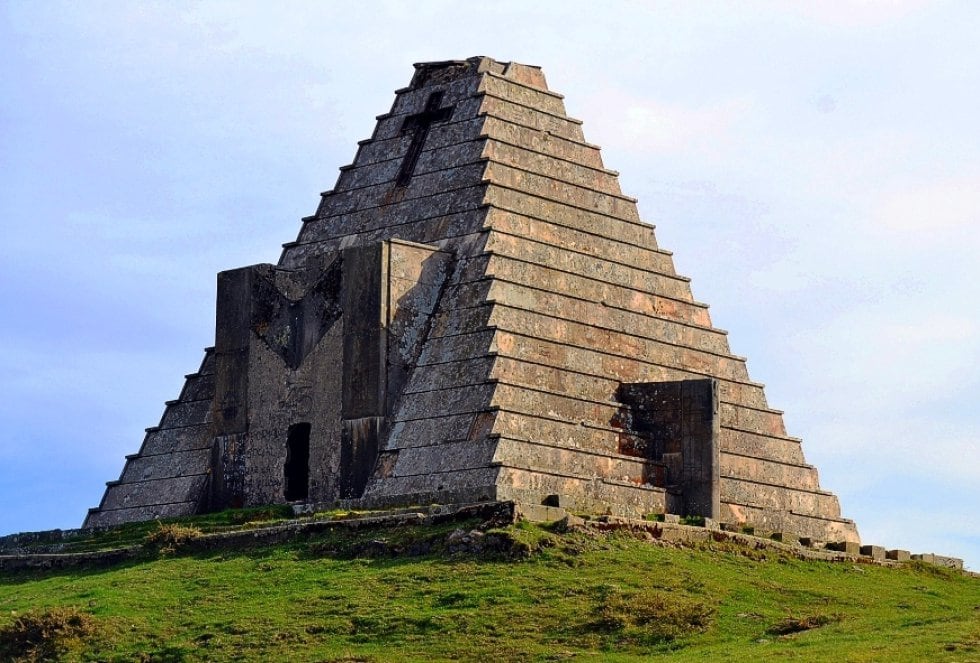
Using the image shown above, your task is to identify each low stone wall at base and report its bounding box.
[0,500,968,574]
[0,502,512,573]
[514,503,966,571]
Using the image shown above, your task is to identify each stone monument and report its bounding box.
[84,57,859,544]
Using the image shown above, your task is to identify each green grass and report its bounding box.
[1,515,978,662]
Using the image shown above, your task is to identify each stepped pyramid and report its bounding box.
[85,57,859,544]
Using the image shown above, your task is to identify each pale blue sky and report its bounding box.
[1,1,977,569]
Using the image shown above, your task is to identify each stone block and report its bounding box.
[934,555,964,570]
[860,545,885,561]
[771,531,799,545]
[828,541,860,555]
[516,503,567,523]
[886,549,911,562]
[660,525,710,544]
[554,513,587,532]
[542,493,571,508]
[912,553,963,570]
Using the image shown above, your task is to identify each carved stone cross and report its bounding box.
[396,91,455,186]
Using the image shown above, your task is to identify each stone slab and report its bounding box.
[860,545,886,560]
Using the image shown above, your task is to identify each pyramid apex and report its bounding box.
[408,57,548,91]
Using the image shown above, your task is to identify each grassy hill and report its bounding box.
[1,508,978,662]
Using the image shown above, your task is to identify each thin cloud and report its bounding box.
[581,88,755,161]
[873,176,980,237]
[774,0,933,28]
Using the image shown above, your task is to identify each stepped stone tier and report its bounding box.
[84,57,859,544]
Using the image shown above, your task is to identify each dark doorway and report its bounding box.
[339,417,381,499]
[284,422,311,501]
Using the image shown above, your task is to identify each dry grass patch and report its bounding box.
[587,586,715,645]
[767,612,842,636]
[0,607,97,662]
[144,522,203,552]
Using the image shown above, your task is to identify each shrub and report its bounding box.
[144,522,202,552]
[0,606,97,661]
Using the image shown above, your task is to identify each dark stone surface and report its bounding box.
[615,379,720,519]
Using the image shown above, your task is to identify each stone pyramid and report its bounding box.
[85,57,859,544]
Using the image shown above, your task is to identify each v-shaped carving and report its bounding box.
[250,259,344,370]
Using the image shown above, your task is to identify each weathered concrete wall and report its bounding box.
[209,240,452,508]
[210,256,347,508]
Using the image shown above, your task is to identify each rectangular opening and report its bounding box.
[284,422,311,501]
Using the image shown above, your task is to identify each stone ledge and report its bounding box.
[493,433,669,466]
[486,206,672,260]
[100,472,209,487]
[485,199,666,256]
[292,218,486,253]
[724,425,802,444]
[128,445,214,460]
[488,380,787,434]
[165,396,211,406]
[787,508,856,525]
[310,181,488,223]
[0,547,142,572]
[724,500,855,526]
[484,70,565,99]
[719,474,835,498]
[145,422,210,434]
[332,125,486,173]
[480,110,601,150]
[492,458,668,493]
[320,154,490,200]
[483,180,642,227]
[485,231,698,294]
[479,91,582,125]
[720,449,814,470]
[482,280,718,337]
[485,159,637,204]
[392,405,499,426]
[483,135,620,178]
[488,351,771,412]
